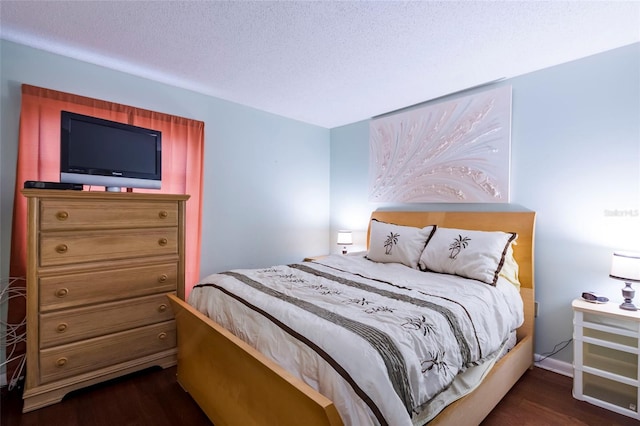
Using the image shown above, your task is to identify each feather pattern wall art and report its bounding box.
[369,85,512,203]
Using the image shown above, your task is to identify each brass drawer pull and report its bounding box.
[158,210,168,219]
[55,244,68,254]
[56,357,68,367]
[158,304,167,313]
[158,238,168,246]
[158,274,168,283]
[56,288,69,298]
[56,211,69,220]
[158,332,167,340]
[56,323,68,333]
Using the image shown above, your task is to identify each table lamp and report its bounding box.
[337,230,352,255]
[610,251,640,311]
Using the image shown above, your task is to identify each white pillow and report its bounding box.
[418,227,517,285]
[366,220,435,269]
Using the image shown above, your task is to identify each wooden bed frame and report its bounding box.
[167,210,536,426]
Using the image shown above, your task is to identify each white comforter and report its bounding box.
[188,254,523,426]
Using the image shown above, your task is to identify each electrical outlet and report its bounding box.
[534,301,539,317]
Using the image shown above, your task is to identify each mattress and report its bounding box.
[188,254,524,426]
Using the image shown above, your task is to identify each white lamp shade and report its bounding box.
[610,251,640,282]
[337,230,353,245]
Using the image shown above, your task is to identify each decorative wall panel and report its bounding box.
[369,85,512,203]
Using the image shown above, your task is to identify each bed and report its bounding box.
[167,210,536,425]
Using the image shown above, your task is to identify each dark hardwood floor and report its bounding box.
[482,368,638,426]
[1,366,637,426]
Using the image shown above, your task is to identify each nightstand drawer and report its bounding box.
[40,262,177,311]
[583,326,638,349]
[40,228,178,267]
[40,199,178,231]
[582,341,638,380]
[582,372,638,414]
[39,320,176,384]
[40,293,176,348]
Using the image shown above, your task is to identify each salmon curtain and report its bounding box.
[7,84,204,381]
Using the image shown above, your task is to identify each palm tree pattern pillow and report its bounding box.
[366,219,435,269]
[418,227,517,285]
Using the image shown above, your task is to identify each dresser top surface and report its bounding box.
[22,189,190,202]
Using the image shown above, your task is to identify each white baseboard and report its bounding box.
[534,354,573,377]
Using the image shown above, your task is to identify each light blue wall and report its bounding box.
[0,40,331,287]
[330,43,640,364]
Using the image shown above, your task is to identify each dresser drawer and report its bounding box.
[40,199,178,231]
[40,293,176,348]
[40,263,177,311]
[39,320,176,384]
[40,228,178,267]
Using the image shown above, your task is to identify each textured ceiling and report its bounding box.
[1,1,639,128]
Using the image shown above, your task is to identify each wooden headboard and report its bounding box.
[368,210,536,341]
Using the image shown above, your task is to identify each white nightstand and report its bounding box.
[572,298,640,419]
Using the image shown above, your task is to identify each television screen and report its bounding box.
[60,111,162,191]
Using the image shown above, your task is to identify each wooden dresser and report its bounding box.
[21,189,189,412]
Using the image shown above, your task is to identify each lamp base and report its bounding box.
[620,282,638,311]
[620,301,638,311]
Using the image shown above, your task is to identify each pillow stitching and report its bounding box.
[490,232,518,286]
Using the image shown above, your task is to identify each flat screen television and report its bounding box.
[60,111,162,192]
